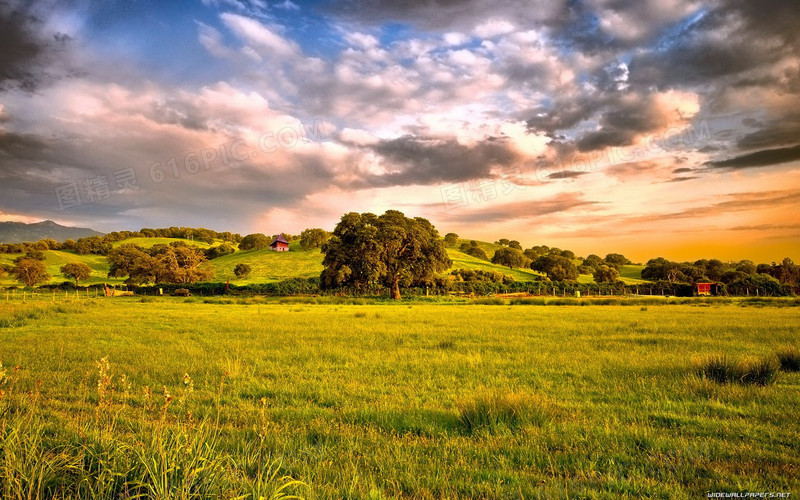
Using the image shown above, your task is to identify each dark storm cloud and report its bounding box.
[0,0,70,92]
[629,1,800,91]
[736,113,800,150]
[365,135,519,187]
[707,144,800,170]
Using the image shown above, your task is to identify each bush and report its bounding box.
[738,356,780,386]
[697,355,738,384]
[239,233,270,251]
[697,354,779,385]
[775,346,800,372]
[234,263,252,279]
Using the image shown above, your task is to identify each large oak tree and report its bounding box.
[321,210,451,300]
[107,243,213,285]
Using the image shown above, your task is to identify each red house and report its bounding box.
[696,282,721,296]
[269,235,289,252]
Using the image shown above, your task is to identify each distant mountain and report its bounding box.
[0,220,104,244]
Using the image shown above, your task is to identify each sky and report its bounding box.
[1,0,799,263]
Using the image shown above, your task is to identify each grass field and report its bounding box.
[0,297,798,498]
[619,265,647,284]
[212,246,323,283]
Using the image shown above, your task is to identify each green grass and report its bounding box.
[0,298,798,498]
[211,246,324,283]
[619,265,647,284]
[0,250,124,287]
[447,249,545,282]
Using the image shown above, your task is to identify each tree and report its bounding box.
[491,247,528,269]
[531,255,578,281]
[444,233,459,246]
[107,245,160,285]
[705,259,727,281]
[74,236,112,255]
[107,244,213,285]
[24,250,46,261]
[234,263,252,279]
[12,258,50,286]
[156,245,214,284]
[458,242,489,260]
[605,253,631,267]
[736,260,756,275]
[679,265,706,283]
[496,238,510,246]
[582,254,603,269]
[239,233,270,251]
[508,240,522,250]
[205,243,235,259]
[321,210,451,300]
[774,257,799,286]
[559,249,575,260]
[61,262,92,286]
[593,264,619,283]
[299,228,330,249]
[721,270,748,284]
[642,257,681,281]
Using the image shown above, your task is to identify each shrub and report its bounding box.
[697,354,779,385]
[234,263,252,279]
[697,355,739,384]
[775,346,800,372]
[738,356,780,386]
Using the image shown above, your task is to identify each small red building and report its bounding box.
[696,282,721,296]
[269,234,289,252]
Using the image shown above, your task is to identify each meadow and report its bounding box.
[0,296,798,498]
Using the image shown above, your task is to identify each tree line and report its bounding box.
[1,216,797,297]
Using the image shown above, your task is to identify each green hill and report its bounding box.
[212,246,323,284]
[448,249,545,282]
[1,236,647,287]
[0,250,123,286]
[619,265,646,284]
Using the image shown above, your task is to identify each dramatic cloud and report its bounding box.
[0,1,71,91]
[707,144,800,170]
[0,0,798,261]
[365,135,519,186]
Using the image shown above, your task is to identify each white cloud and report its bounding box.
[474,18,516,39]
[220,12,299,58]
[443,32,469,46]
[344,32,379,50]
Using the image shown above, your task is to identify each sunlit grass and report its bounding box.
[0,299,797,497]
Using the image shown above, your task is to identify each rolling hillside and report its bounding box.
[0,250,122,287]
[212,246,323,283]
[0,236,645,287]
